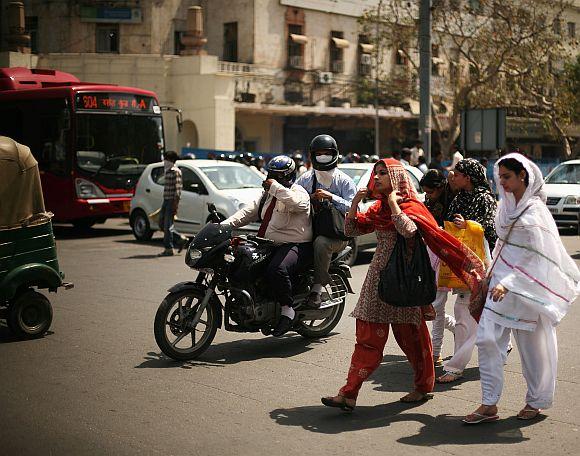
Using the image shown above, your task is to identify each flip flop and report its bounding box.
[321,395,355,412]
[436,371,463,383]
[462,412,500,424]
[517,407,542,420]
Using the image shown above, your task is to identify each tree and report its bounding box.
[359,0,578,158]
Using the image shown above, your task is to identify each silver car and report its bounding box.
[130,160,264,241]
[543,159,580,230]
[338,162,426,265]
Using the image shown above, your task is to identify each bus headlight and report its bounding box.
[75,178,106,199]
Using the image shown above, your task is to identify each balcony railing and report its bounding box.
[288,55,304,69]
[331,60,344,73]
[218,61,254,73]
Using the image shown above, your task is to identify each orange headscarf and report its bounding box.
[356,159,486,301]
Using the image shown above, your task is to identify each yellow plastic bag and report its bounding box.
[438,220,485,289]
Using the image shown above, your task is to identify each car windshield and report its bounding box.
[197,165,264,190]
[545,164,580,184]
[75,113,164,175]
[340,167,369,186]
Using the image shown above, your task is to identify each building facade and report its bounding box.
[1,0,578,158]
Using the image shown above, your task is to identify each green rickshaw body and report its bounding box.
[0,221,63,303]
[0,136,71,338]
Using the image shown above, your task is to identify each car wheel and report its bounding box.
[131,209,154,241]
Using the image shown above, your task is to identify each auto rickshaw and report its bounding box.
[0,136,73,338]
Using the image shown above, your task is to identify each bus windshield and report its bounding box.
[75,113,164,176]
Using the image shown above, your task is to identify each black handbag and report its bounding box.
[378,233,436,307]
[310,173,350,240]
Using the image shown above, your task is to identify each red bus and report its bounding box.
[0,67,165,228]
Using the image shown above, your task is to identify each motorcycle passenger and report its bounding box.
[296,135,357,308]
[222,155,313,337]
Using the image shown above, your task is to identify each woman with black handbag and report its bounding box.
[321,159,486,411]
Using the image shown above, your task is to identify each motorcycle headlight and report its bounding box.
[564,195,580,205]
[189,249,203,260]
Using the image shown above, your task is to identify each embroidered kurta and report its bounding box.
[345,214,435,325]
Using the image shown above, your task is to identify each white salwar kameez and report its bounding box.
[476,153,580,409]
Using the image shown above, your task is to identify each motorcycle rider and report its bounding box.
[296,135,357,308]
[222,155,313,336]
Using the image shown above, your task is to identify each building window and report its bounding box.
[432,44,443,76]
[395,48,408,66]
[174,31,185,55]
[330,31,345,73]
[568,22,576,38]
[358,35,373,76]
[553,19,562,35]
[96,25,119,53]
[287,24,305,69]
[223,22,238,62]
[25,16,38,54]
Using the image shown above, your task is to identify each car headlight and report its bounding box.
[564,195,580,205]
[75,178,106,199]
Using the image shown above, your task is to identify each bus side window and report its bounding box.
[0,107,24,143]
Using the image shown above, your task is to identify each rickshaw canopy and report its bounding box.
[0,136,50,229]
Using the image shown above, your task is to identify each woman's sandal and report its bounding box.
[517,406,542,420]
[399,391,433,403]
[321,395,356,412]
[462,412,500,424]
[436,371,463,383]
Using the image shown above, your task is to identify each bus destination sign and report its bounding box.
[76,93,157,113]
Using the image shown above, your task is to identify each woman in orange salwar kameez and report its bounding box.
[321,159,485,411]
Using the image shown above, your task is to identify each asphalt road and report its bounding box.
[1,220,580,456]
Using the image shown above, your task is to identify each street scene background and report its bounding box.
[1,220,579,455]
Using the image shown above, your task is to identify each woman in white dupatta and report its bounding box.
[464,153,580,424]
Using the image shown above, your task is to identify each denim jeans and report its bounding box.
[159,199,175,249]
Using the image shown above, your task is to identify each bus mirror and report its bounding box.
[160,106,183,133]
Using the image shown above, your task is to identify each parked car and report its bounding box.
[543,159,580,229]
[338,162,426,265]
[130,160,264,241]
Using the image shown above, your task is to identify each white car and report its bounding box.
[130,160,264,240]
[338,162,426,265]
[543,159,580,229]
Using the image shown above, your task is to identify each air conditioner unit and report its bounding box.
[318,71,333,84]
[360,53,372,65]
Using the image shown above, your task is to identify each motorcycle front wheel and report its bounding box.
[154,289,220,361]
[296,300,345,339]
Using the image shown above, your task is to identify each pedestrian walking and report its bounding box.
[158,151,183,257]
[464,153,580,424]
[321,159,485,411]
[437,158,498,383]
[420,170,457,367]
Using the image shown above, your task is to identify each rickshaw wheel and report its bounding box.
[8,289,53,339]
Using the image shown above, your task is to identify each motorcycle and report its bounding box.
[154,204,354,361]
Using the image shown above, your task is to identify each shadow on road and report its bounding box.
[270,399,544,444]
[0,326,54,344]
[135,334,334,369]
[54,224,131,240]
[352,250,374,266]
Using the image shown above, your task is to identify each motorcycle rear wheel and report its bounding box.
[154,289,219,361]
[296,300,345,339]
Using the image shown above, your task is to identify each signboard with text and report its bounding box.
[75,93,158,113]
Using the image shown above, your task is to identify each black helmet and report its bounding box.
[266,155,296,186]
[360,154,370,163]
[309,134,339,171]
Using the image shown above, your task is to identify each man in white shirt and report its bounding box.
[400,148,412,166]
[410,140,424,166]
[222,155,312,337]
